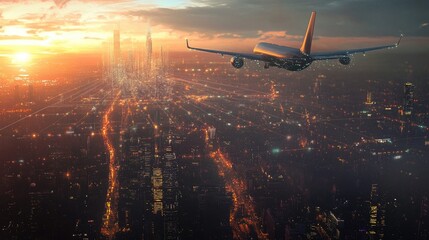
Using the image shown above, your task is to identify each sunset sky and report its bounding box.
[1,0,428,56]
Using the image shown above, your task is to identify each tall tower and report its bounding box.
[365,91,374,105]
[28,83,34,102]
[113,29,121,65]
[403,82,414,116]
[208,127,216,140]
[146,26,152,78]
[14,85,20,103]
[161,46,167,76]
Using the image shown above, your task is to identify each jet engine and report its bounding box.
[339,56,351,65]
[230,56,244,69]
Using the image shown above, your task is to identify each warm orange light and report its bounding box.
[12,52,31,64]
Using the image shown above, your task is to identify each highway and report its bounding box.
[210,148,268,240]
[100,90,121,239]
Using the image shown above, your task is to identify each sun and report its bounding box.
[12,52,31,64]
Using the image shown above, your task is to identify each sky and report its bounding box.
[0,0,428,55]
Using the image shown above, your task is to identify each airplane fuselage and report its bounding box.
[253,42,313,71]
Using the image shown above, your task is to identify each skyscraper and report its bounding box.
[208,127,216,140]
[153,168,163,214]
[114,29,121,65]
[403,82,414,116]
[368,184,385,239]
[28,83,34,102]
[163,141,179,239]
[14,85,20,103]
[365,91,374,105]
[146,27,152,79]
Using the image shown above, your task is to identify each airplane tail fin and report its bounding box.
[300,11,316,55]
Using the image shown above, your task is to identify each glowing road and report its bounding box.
[210,149,268,240]
[101,91,121,239]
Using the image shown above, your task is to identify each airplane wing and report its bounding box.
[186,39,266,61]
[311,35,403,60]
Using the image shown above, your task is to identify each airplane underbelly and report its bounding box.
[284,60,312,71]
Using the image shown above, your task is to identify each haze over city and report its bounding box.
[1,0,429,239]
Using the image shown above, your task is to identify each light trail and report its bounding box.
[0,81,103,132]
[101,90,121,239]
[175,80,352,150]
[37,86,110,135]
[172,78,307,119]
[174,77,356,143]
[172,80,341,155]
[173,76,341,114]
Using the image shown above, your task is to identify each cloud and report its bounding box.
[3,0,429,39]
[1,0,428,53]
[123,0,429,38]
[53,0,70,9]
[25,22,63,32]
[214,33,243,39]
[0,35,44,40]
[125,3,289,38]
[84,36,103,40]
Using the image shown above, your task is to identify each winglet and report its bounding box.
[300,11,316,55]
[396,34,403,46]
[186,39,191,49]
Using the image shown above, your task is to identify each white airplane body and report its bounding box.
[186,12,402,71]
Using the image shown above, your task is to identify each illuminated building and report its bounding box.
[208,127,216,140]
[163,141,179,239]
[368,184,385,239]
[153,168,163,214]
[365,91,374,105]
[118,142,140,234]
[142,140,154,238]
[403,82,414,116]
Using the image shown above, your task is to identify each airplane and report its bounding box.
[186,11,402,71]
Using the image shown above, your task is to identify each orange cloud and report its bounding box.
[0,0,427,55]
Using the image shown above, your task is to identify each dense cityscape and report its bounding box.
[1,1,429,240]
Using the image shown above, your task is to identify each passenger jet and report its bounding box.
[186,11,402,71]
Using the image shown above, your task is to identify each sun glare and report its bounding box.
[12,52,31,64]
